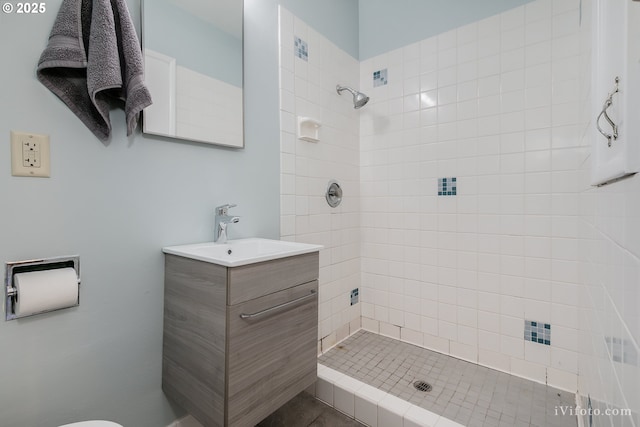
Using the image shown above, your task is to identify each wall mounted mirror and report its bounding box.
[141,0,244,148]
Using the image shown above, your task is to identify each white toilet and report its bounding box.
[59,422,122,427]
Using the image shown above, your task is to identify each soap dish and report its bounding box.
[297,117,321,142]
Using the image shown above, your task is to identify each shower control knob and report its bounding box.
[326,180,343,208]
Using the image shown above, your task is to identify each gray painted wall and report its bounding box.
[359,0,534,59]
[0,0,279,425]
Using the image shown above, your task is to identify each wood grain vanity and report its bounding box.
[162,251,319,427]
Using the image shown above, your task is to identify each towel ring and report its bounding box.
[596,77,620,147]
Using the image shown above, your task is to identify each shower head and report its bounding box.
[336,85,370,109]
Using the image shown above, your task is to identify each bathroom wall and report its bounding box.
[577,0,640,424]
[580,174,640,426]
[358,0,588,391]
[280,0,359,59]
[278,7,362,352]
[359,0,534,60]
[0,0,281,425]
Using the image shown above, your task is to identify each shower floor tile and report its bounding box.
[318,330,577,427]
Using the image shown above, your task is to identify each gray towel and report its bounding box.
[37,0,152,141]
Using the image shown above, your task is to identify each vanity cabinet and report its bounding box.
[162,252,319,427]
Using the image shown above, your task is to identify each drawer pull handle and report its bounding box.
[239,290,317,320]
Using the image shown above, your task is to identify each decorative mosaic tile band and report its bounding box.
[525,320,551,345]
[373,69,388,87]
[294,36,308,61]
[350,288,359,306]
[438,177,457,196]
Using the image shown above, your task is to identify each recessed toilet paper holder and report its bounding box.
[5,255,80,321]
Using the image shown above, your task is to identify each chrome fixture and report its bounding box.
[215,203,240,243]
[325,180,343,208]
[336,85,369,109]
[240,290,317,319]
[596,76,620,147]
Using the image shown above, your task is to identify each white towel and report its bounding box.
[37,0,152,142]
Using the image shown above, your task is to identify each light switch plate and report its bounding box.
[11,131,50,177]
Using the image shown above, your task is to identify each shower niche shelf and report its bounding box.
[297,117,321,142]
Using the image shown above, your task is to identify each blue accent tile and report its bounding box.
[525,319,552,346]
[373,69,388,87]
[294,36,308,61]
[350,288,359,306]
[438,177,458,197]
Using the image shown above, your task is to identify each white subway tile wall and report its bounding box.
[578,0,640,426]
[580,47,640,427]
[278,7,361,351]
[359,0,588,393]
[279,0,640,425]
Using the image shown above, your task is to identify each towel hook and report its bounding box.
[596,77,620,147]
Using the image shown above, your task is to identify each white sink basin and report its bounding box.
[162,238,323,267]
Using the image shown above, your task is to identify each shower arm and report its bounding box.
[336,85,357,96]
[336,84,370,109]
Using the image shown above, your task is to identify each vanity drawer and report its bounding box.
[227,252,319,305]
[226,279,318,427]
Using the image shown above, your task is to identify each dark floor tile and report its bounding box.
[256,392,325,427]
[307,409,365,427]
[256,392,364,427]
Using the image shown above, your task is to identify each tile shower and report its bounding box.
[279,7,362,353]
[279,1,639,426]
[319,330,576,427]
[358,0,586,392]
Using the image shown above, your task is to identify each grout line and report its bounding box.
[575,393,585,427]
[319,327,364,356]
[319,329,580,427]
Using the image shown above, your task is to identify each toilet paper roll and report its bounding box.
[13,267,79,317]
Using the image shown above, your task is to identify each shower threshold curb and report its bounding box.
[316,363,464,427]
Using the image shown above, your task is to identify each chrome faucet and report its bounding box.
[214,203,240,243]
